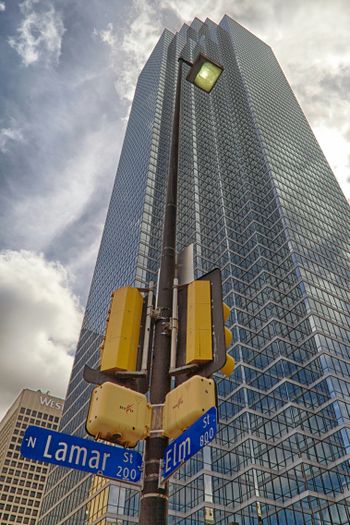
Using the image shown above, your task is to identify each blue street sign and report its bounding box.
[21,426,143,484]
[161,406,217,482]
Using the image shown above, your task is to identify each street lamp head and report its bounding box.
[186,53,223,93]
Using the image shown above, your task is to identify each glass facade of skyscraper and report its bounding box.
[39,15,350,525]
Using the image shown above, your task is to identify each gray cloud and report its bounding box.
[0,0,126,327]
[320,68,350,101]
[2,121,119,251]
[0,126,24,152]
[8,0,65,66]
[0,2,5,12]
[95,1,167,102]
[0,250,82,419]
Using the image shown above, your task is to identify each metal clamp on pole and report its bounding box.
[141,281,154,372]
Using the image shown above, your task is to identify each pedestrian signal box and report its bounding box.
[163,376,216,439]
[86,382,151,448]
[100,287,143,372]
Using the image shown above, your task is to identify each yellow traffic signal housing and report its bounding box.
[177,269,235,379]
[220,301,235,378]
[186,280,213,364]
[163,376,216,439]
[86,382,151,448]
[100,287,143,372]
[221,354,235,377]
[223,302,233,348]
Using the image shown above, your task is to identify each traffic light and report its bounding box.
[177,268,235,379]
[86,382,151,448]
[100,287,143,373]
[83,285,153,394]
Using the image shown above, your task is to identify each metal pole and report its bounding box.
[139,58,185,525]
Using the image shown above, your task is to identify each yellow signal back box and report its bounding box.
[100,287,143,372]
[86,382,151,448]
[163,376,216,439]
[186,280,213,364]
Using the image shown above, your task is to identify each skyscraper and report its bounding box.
[39,15,350,525]
[0,389,63,525]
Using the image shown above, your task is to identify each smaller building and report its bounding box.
[0,389,63,525]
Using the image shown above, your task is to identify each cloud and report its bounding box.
[8,0,65,66]
[0,127,24,153]
[255,1,350,198]
[94,0,223,102]
[160,0,223,24]
[2,119,119,252]
[0,2,5,12]
[95,0,165,102]
[0,5,124,296]
[0,250,83,419]
[313,125,350,193]
[95,22,116,48]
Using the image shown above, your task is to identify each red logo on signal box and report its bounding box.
[120,404,134,414]
[172,398,183,410]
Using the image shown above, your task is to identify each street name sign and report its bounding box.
[161,406,217,482]
[21,425,143,483]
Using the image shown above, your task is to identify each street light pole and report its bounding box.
[139,53,223,525]
[139,57,189,525]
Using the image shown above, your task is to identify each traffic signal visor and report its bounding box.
[220,301,235,377]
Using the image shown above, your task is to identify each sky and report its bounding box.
[0,0,349,419]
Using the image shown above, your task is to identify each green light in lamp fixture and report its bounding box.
[194,61,223,93]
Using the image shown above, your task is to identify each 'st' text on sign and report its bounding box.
[21,426,142,484]
[161,406,217,482]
